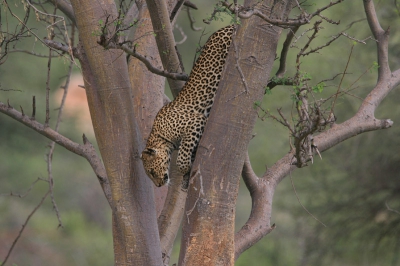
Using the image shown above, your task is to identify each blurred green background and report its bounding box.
[1,1,399,265]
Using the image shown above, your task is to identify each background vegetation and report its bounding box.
[1,0,399,265]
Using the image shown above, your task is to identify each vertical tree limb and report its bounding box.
[179,1,294,265]
[69,0,162,264]
[128,0,168,217]
[145,0,186,96]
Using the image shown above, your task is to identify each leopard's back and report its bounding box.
[173,25,234,116]
[141,25,234,187]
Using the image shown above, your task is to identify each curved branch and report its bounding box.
[241,152,259,192]
[0,102,112,207]
[363,0,391,82]
[49,0,76,24]
[235,113,394,258]
[117,43,188,81]
[235,18,399,255]
[235,153,290,259]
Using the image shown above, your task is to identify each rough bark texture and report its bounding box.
[179,1,294,265]
[70,0,162,265]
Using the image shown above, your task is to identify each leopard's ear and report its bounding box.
[141,148,157,157]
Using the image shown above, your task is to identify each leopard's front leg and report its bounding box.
[176,114,207,188]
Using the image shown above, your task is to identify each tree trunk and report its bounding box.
[70,0,162,264]
[179,1,294,265]
[128,1,168,216]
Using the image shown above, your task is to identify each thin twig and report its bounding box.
[0,101,112,207]
[385,201,400,215]
[31,96,36,119]
[0,178,45,198]
[330,45,354,115]
[45,58,74,228]
[289,171,327,227]
[186,7,202,31]
[0,191,50,266]
[221,0,344,27]
[45,48,52,126]
[175,24,187,45]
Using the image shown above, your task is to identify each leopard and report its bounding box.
[140,25,234,187]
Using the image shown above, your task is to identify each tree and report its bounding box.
[0,0,399,265]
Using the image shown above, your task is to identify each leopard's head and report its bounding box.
[140,147,170,187]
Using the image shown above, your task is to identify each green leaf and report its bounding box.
[312,82,325,93]
[372,61,380,70]
[253,101,261,109]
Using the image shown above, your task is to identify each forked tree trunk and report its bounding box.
[70,0,162,264]
[179,0,294,265]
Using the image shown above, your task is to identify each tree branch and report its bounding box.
[276,26,299,78]
[235,153,285,259]
[363,0,391,82]
[235,1,400,255]
[115,43,188,81]
[235,111,394,258]
[0,190,50,266]
[221,0,344,27]
[49,0,76,24]
[235,58,399,264]
[145,0,186,96]
[158,153,187,265]
[0,102,112,207]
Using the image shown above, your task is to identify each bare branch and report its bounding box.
[115,43,188,80]
[235,41,400,257]
[235,154,282,260]
[186,7,202,31]
[145,0,186,96]
[48,0,76,24]
[363,0,391,81]
[235,104,394,257]
[43,39,73,54]
[385,201,400,215]
[221,0,344,27]
[7,49,64,58]
[45,55,75,229]
[276,26,299,77]
[0,102,112,207]
[0,178,45,198]
[183,0,198,10]
[175,24,188,45]
[45,50,52,127]
[170,0,185,24]
[241,152,259,194]
[0,191,50,266]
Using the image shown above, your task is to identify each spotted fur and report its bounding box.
[141,25,234,187]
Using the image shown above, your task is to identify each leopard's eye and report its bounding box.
[150,169,156,177]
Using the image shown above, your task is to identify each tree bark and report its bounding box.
[145,0,186,96]
[179,1,294,265]
[70,0,162,264]
[128,0,168,217]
